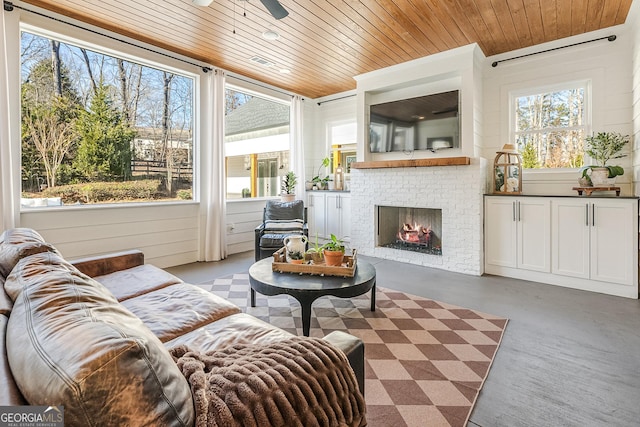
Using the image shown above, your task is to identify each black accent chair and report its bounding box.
[254,200,308,261]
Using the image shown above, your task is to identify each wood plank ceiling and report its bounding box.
[20,0,633,99]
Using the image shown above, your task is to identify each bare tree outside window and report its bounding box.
[514,85,587,169]
[20,31,194,207]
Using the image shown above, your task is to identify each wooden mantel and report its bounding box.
[351,157,471,169]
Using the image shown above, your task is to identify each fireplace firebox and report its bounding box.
[376,206,442,255]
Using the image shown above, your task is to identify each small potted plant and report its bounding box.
[321,234,345,266]
[287,250,304,264]
[310,157,330,190]
[305,233,324,264]
[281,171,297,202]
[579,132,629,186]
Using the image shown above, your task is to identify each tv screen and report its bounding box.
[369,90,459,153]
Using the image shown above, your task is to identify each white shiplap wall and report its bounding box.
[484,25,634,196]
[225,198,268,255]
[21,203,200,268]
[305,93,356,183]
[630,0,640,195]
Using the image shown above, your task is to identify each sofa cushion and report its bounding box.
[0,228,59,279]
[265,199,304,221]
[0,314,27,405]
[260,232,303,248]
[165,312,293,354]
[5,251,194,427]
[94,264,182,301]
[0,278,11,315]
[263,219,304,232]
[122,283,241,342]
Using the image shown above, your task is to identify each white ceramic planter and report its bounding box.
[589,168,614,187]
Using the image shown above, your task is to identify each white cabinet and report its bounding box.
[306,192,351,243]
[307,192,326,239]
[552,198,635,286]
[326,193,351,242]
[485,197,550,272]
[550,199,590,279]
[485,196,638,298]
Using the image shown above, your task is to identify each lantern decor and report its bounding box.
[493,144,522,194]
[334,164,344,191]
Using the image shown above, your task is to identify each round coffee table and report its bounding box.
[248,258,376,336]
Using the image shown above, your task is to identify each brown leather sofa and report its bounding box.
[0,228,364,426]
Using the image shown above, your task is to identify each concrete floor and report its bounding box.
[166,251,640,427]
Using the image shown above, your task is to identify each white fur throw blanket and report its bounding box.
[169,337,366,427]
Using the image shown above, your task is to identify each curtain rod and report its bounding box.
[317,94,356,106]
[3,0,213,73]
[491,35,616,67]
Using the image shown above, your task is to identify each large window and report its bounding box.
[20,30,194,208]
[224,86,290,199]
[513,82,589,169]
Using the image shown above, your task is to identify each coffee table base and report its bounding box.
[251,284,376,336]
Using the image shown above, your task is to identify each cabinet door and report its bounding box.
[325,194,341,238]
[307,193,326,239]
[590,200,635,285]
[551,199,590,279]
[339,194,351,242]
[517,198,551,272]
[485,197,517,268]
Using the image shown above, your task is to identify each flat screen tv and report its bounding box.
[369,90,459,153]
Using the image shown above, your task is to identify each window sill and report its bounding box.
[20,200,199,213]
[522,168,581,182]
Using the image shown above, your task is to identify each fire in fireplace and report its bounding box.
[377,206,442,255]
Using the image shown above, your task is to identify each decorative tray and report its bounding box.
[271,247,357,277]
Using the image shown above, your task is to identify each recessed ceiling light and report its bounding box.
[192,0,213,6]
[279,68,291,74]
[261,30,280,41]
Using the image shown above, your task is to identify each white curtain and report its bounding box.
[202,69,227,261]
[289,95,305,199]
[0,10,19,232]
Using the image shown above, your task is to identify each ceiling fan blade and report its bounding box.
[259,0,289,19]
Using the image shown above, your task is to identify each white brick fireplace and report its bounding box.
[350,159,488,275]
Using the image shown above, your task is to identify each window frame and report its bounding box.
[509,79,592,170]
[223,80,292,201]
[18,19,200,210]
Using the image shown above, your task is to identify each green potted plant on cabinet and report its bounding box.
[321,234,345,266]
[310,157,331,190]
[281,171,297,202]
[579,132,629,187]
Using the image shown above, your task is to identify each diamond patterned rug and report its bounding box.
[198,273,508,427]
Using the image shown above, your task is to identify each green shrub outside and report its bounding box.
[177,189,192,200]
[35,179,164,204]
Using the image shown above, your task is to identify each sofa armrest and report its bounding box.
[70,250,145,278]
[323,331,364,396]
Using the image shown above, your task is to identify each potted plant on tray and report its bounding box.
[305,233,324,264]
[287,250,305,264]
[579,132,629,187]
[281,171,297,202]
[321,234,345,266]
